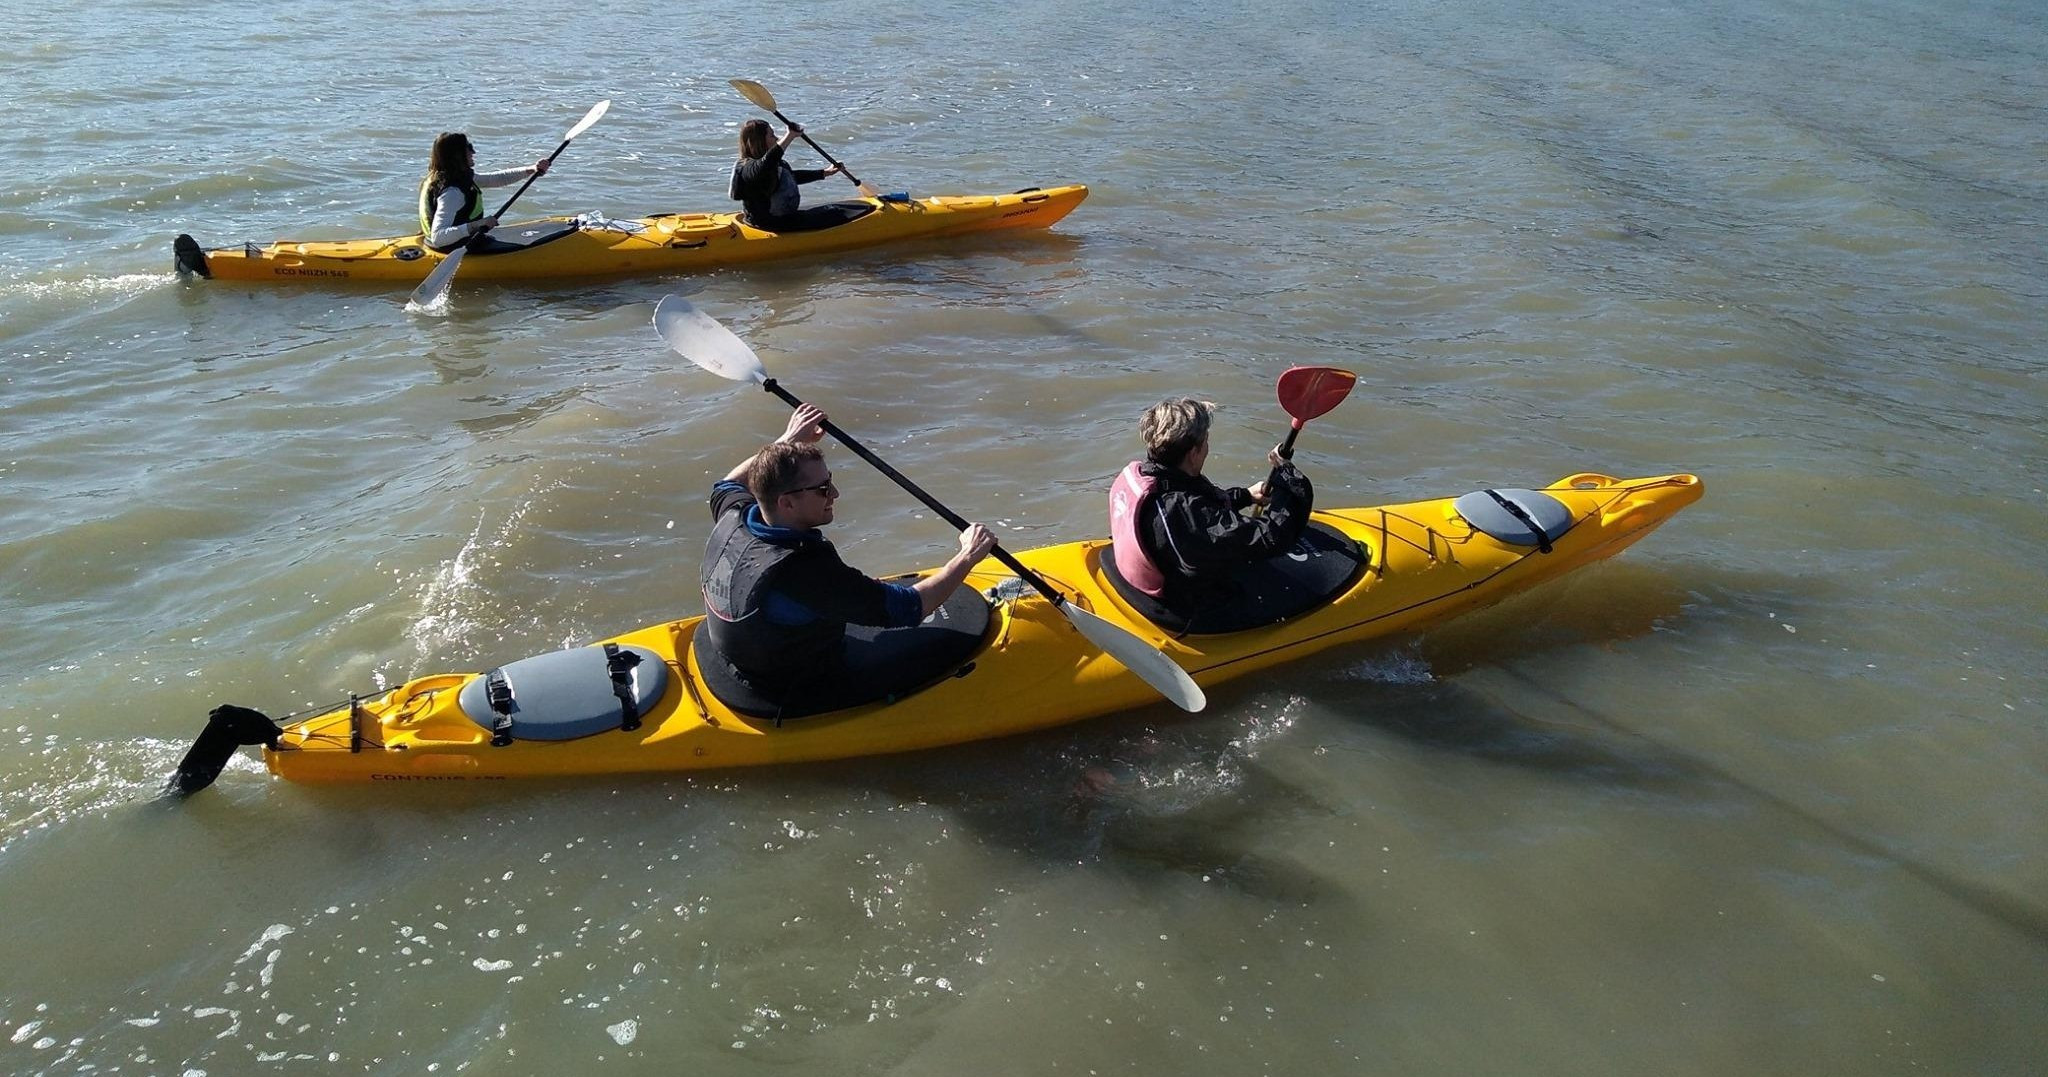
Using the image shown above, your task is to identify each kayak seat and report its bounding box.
[740,201,878,235]
[694,583,991,722]
[1451,488,1576,547]
[456,643,670,742]
[465,218,581,257]
[1101,521,1368,636]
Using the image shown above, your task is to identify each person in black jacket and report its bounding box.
[1107,397,1314,616]
[727,118,843,232]
[700,403,995,704]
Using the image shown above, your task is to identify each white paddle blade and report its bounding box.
[653,295,767,383]
[406,245,465,310]
[729,78,778,111]
[565,99,610,141]
[1059,601,1207,712]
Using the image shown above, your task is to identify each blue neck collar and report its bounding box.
[745,503,821,545]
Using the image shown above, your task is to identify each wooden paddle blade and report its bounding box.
[730,78,778,111]
[1277,366,1357,423]
[653,294,768,383]
[1059,600,1207,712]
[406,245,465,309]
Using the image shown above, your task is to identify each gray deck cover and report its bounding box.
[457,643,669,741]
[1451,488,1577,546]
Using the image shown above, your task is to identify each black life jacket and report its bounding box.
[699,505,846,683]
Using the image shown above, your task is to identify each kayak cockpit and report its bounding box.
[1100,521,1370,635]
[460,218,581,257]
[735,199,880,235]
[692,584,991,722]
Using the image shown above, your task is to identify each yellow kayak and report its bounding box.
[171,185,1088,285]
[176,472,1701,788]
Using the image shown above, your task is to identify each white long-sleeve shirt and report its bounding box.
[424,168,532,249]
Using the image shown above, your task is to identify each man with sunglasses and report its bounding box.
[700,403,998,708]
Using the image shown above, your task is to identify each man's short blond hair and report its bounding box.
[1140,397,1215,467]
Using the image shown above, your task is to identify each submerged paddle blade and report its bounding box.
[565,99,610,141]
[407,245,466,310]
[1277,366,1357,424]
[1059,600,1207,713]
[653,294,768,383]
[730,78,778,112]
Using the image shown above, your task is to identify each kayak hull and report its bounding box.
[260,473,1702,784]
[175,185,1088,285]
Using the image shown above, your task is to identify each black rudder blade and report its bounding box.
[172,234,211,278]
[170,705,282,795]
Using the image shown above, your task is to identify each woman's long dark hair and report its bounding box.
[737,119,772,161]
[425,131,476,191]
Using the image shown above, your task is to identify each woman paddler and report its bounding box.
[727,118,843,233]
[418,132,550,252]
[1108,397,1315,617]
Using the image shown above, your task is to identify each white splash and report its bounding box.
[236,924,294,964]
[1338,649,1436,684]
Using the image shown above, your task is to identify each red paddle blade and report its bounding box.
[1276,366,1357,423]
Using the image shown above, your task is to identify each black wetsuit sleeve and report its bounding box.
[710,479,755,520]
[731,145,789,218]
[775,547,921,627]
[792,168,828,184]
[1150,466,1315,574]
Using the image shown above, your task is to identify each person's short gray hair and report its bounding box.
[1140,397,1215,467]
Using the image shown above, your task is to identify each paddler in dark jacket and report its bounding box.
[701,403,997,707]
[418,131,550,251]
[1108,397,1314,615]
[727,118,842,232]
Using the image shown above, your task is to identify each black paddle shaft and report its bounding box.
[759,379,1061,606]
[1258,422,1306,501]
[483,133,579,225]
[769,109,867,189]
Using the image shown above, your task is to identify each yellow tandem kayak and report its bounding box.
[176,472,1701,788]
[171,184,1088,285]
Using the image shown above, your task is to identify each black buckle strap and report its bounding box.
[1484,489,1553,554]
[484,668,515,746]
[604,644,643,732]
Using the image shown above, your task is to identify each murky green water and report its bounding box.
[2,0,2043,1072]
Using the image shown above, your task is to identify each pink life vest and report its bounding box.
[1108,461,1169,597]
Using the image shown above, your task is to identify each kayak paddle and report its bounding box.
[652,294,1206,713]
[407,99,611,309]
[728,79,882,198]
[1257,365,1356,507]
